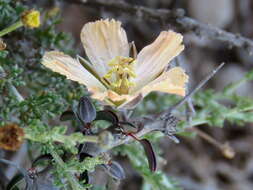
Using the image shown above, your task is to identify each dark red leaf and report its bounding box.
[139,139,157,172]
[95,110,119,124]
[119,121,140,134]
[60,110,75,121]
[77,96,96,123]
[101,161,126,180]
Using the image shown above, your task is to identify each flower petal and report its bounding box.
[140,67,188,97]
[81,19,130,76]
[107,90,132,102]
[118,94,143,109]
[132,30,184,92]
[41,51,106,92]
[89,89,133,107]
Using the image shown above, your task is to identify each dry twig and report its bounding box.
[70,0,253,53]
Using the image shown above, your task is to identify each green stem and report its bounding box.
[0,20,23,37]
[78,135,98,143]
[48,144,83,190]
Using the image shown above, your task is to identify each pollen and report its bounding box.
[103,56,136,95]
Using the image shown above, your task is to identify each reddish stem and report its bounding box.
[127,133,140,141]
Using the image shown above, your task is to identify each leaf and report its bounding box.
[60,110,75,121]
[77,96,96,124]
[6,174,23,190]
[32,154,53,174]
[80,171,90,185]
[78,153,92,184]
[79,153,92,183]
[116,144,179,190]
[95,110,119,124]
[0,158,33,188]
[119,121,140,134]
[101,161,126,180]
[139,139,157,172]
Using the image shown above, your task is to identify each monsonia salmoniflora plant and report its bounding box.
[1,1,253,190]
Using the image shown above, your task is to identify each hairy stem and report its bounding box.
[48,144,83,190]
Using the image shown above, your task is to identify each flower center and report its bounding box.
[102,56,136,95]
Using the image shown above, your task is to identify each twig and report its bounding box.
[189,127,235,159]
[187,98,196,116]
[85,113,178,156]
[70,0,253,53]
[0,158,27,176]
[160,62,225,119]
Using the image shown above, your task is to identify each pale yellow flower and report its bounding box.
[42,19,188,108]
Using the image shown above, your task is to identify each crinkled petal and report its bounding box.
[90,89,133,107]
[132,30,184,92]
[140,67,188,96]
[41,51,106,93]
[87,89,128,102]
[81,19,130,77]
[107,91,143,109]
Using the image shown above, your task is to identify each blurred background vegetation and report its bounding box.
[1,0,253,190]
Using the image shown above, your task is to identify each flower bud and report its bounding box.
[21,10,40,28]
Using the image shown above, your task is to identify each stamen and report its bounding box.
[104,56,136,95]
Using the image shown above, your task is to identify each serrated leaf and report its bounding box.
[52,126,67,135]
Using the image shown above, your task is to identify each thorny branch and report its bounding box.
[161,63,225,118]
[70,0,253,53]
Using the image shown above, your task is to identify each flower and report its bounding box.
[0,10,40,37]
[42,19,188,108]
[0,124,24,151]
[21,10,40,28]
